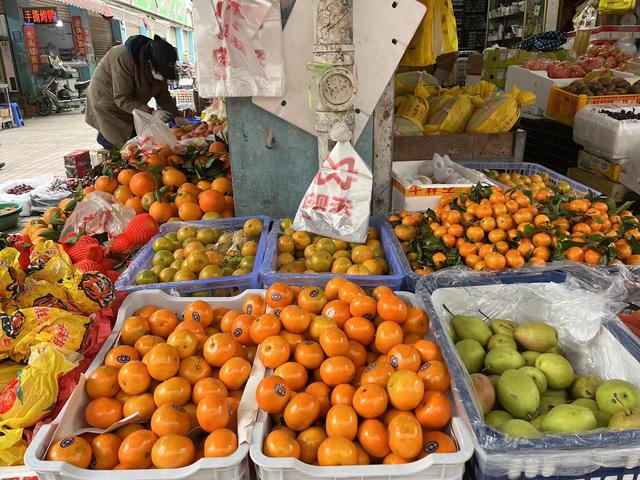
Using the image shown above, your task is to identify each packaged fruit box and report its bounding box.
[25,289,269,480]
[249,284,473,479]
[116,216,269,296]
[260,216,406,289]
[416,266,640,480]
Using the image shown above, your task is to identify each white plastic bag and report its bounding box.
[292,124,373,243]
[0,175,54,217]
[120,109,178,156]
[60,191,136,239]
[573,104,640,159]
[193,0,285,97]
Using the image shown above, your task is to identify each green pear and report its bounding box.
[608,407,640,430]
[490,319,517,337]
[519,366,548,394]
[496,369,540,420]
[538,390,569,415]
[448,322,458,343]
[530,414,545,430]
[498,419,541,438]
[514,322,558,353]
[455,339,486,374]
[571,375,601,400]
[535,353,575,390]
[572,399,611,427]
[596,379,640,415]
[484,409,513,428]
[484,347,524,375]
[471,373,495,414]
[522,351,542,367]
[487,334,518,351]
[541,404,597,433]
[452,315,492,346]
[595,410,613,427]
[546,345,565,355]
[489,375,500,389]
[572,398,599,414]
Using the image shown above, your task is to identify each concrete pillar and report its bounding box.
[112,19,126,43]
[4,0,34,96]
[187,30,195,65]
[175,27,184,62]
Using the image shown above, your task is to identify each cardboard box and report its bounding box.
[567,167,630,202]
[484,47,508,69]
[483,68,506,89]
[577,149,626,182]
[64,149,92,179]
[618,159,640,196]
[392,160,492,211]
[468,53,484,75]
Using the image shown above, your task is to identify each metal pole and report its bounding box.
[313,0,357,163]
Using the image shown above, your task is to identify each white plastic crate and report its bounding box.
[249,292,474,480]
[24,289,268,480]
[170,89,195,109]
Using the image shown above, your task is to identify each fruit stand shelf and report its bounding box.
[393,130,526,163]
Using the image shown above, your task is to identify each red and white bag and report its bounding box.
[193,0,285,97]
[293,124,373,243]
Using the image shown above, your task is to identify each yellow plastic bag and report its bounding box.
[63,271,116,314]
[0,361,22,391]
[18,280,73,311]
[0,249,25,306]
[466,86,536,134]
[599,0,635,14]
[424,94,481,134]
[0,426,27,466]
[463,80,497,99]
[26,242,73,283]
[401,0,458,66]
[0,347,78,429]
[0,307,90,362]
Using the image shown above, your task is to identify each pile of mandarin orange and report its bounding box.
[47,300,254,470]
[255,279,457,466]
[45,280,458,470]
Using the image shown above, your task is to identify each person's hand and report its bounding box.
[174,116,190,127]
[153,109,172,122]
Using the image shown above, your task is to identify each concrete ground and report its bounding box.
[0,111,99,182]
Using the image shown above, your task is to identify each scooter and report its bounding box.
[36,66,90,116]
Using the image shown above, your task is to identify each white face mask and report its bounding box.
[151,68,165,81]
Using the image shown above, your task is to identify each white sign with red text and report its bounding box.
[293,140,373,243]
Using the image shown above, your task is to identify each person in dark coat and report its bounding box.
[85,34,187,149]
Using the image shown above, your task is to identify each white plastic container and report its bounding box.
[573,104,640,159]
[0,465,37,480]
[249,292,475,480]
[392,160,493,212]
[25,289,268,480]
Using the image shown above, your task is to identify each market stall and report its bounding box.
[3,0,640,479]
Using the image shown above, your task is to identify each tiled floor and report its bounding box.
[0,111,99,182]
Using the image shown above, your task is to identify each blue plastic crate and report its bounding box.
[415,267,640,480]
[115,215,270,296]
[460,161,602,196]
[259,216,406,289]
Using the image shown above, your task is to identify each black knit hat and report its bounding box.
[149,35,177,80]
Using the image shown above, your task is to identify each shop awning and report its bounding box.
[110,6,145,26]
[55,0,113,17]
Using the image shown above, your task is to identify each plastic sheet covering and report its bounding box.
[573,104,640,159]
[60,191,135,240]
[415,263,640,477]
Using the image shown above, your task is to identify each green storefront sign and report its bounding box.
[115,0,190,26]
